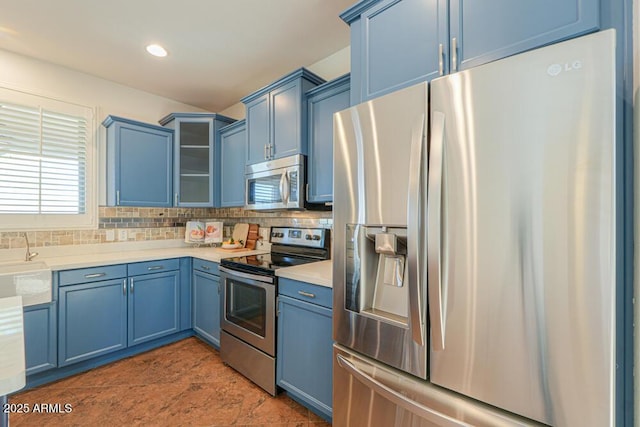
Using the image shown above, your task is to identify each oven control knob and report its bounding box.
[305,234,312,240]
[312,235,321,241]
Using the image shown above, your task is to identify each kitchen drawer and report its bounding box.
[128,258,180,276]
[59,264,127,286]
[278,278,332,309]
[192,259,219,276]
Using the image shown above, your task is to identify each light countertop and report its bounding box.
[275,259,333,288]
[1,240,332,288]
[32,246,268,271]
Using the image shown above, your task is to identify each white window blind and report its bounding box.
[0,87,96,230]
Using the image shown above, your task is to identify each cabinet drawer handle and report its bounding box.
[84,273,106,279]
[200,265,211,271]
[130,278,134,293]
[147,265,163,271]
[123,280,127,295]
[298,290,316,298]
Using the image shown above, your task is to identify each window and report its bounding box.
[0,87,96,230]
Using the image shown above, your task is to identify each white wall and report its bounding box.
[0,48,210,206]
[0,49,207,123]
[220,46,350,119]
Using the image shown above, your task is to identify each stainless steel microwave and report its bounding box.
[245,154,305,210]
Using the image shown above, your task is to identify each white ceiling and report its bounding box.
[0,0,354,112]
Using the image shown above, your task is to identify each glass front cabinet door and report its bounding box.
[160,113,235,207]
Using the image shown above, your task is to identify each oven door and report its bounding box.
[219,266,276,356]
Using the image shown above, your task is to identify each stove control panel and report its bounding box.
[270,227,327,248]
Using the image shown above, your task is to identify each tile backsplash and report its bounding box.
[0,207,332,249]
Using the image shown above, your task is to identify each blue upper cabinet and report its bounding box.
[103,116,174,207]
[305,74,351,204]
[449,0,599,71]
[344,0,447,104]
[219,120,247,207]
[342,0,599,104]
[242,68,325,165]
[159,113,235,207]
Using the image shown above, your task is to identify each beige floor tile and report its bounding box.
[9,337,331,426]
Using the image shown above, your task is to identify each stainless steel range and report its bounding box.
[219,226,330,395]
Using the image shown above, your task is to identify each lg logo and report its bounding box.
[547,61,583,76]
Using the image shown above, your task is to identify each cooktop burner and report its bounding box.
[220,226,330,277]
[221,252,320,274]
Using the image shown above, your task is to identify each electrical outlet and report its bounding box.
[105,230,115,242]
[118,229,128,241]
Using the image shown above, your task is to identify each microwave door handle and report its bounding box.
[281,171,290,204]
[284,170,291,203]
[407,114,425,347]
[279,172,288,204]
[428,111,446,351]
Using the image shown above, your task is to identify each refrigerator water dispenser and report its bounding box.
[345,224,409,327]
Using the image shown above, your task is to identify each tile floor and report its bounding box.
[8,337,331,426]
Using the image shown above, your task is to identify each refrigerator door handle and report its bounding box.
[428,111,446,350]
[407,114,425,346]
[336,354,468,427]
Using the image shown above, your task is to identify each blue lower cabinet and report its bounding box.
[23,302,57,375]
[128,271,180,346]
[57,259,185,368]
[192,270,221,347]
[58,278,128,366]
[277,279,333,422]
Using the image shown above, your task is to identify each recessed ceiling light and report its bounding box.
[146,44,167,58]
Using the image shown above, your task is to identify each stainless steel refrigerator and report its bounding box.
[333,29,616,426]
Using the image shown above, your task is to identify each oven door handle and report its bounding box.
[219,266,274,284]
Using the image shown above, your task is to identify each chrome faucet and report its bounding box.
[23,233,39,261]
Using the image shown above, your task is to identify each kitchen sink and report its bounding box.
[0,261,52,306]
